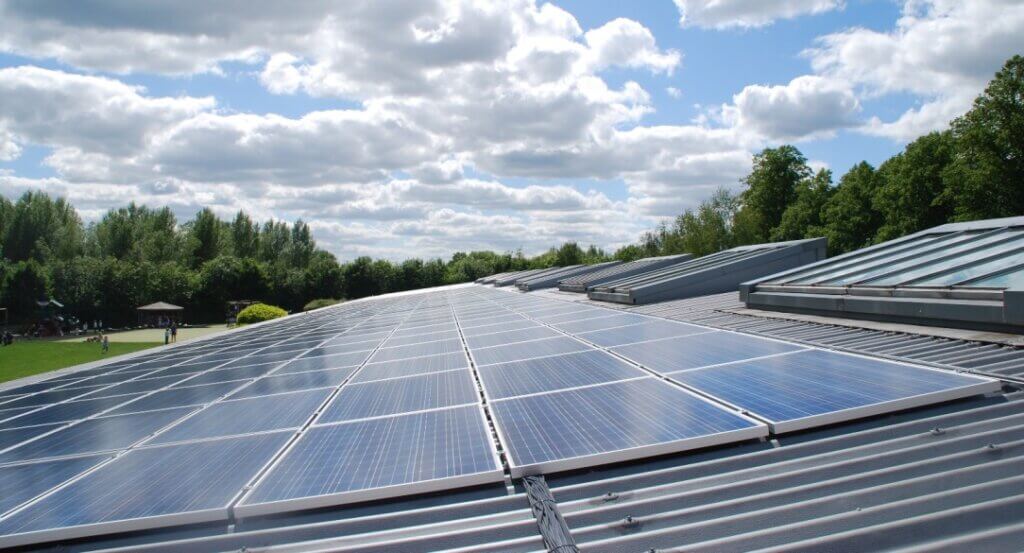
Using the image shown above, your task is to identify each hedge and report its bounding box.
[235,303,288,325]
[303,298,341,311]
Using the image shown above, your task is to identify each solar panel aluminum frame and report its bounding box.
[487,385,768,478]
[231,406,504,519]
[557,254,693,293]
[666,349,1002,434]
[741,217,1024,332]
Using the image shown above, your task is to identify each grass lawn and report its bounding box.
[0,341,162,384]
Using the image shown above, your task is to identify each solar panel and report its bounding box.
[0,455,111,515]
[236,405,501,517]
[276,350,372,374]
[668,349,1001,432]
[0,432,292,547]
[0,386,108,410]
[463,326,561,349]
[318,370,479,423]
[489,378,766,477]
[550,313,647,333]
[228,367,357,399]
[369,338,464,363]
[477,350,647,399]
[0,424,63,452]
[0,407,193,464]
[350,352,470,383]
[1,394,146,429]
[150,388,332,444]
[575,320,709,347]
[611,332,807,373]
[105,383,240,416]
[470,336,591,366]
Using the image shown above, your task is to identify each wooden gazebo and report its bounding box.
[137,302,184,327]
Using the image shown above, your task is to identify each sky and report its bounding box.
[0,0,1021,262]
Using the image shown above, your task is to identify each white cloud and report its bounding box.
[666,86,683,99]
[0,130,20,161]
[806,0,1024,140]
[674,0,844,29]
[723,75,860,141]
[582,18,680,74]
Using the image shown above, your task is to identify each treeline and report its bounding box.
[614,54,1024,260]
[0,195,608,325]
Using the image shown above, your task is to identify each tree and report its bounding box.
[1,260,50,321]
[874,131,955,241]
[186,208,222,267]
[305,251,344,299]
[772,169,834,242]
[2,191,83,262]
[817,162,884,254]
[942,55,1024,220]
[554,242,584,266]
[230,211,260,259]
[739,146,812,242]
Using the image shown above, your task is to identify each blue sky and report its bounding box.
[0,1,1019,260]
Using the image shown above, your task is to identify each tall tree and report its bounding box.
[772,169,834,242]
[874,131,955,241]
[738,145,812,242]
[817,162,884,254]
[187,208,222,267]
[942,55,1024,220]
[230,211,259,259]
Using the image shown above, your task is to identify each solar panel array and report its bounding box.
[0,285,1000,547]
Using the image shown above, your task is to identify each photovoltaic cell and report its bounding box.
[105,383,240,416]
[669,349,1001,432]
[612,331,806,373]
[0,455,110,515]
[350,352,470,383]
[382,330,461,348]
[577,320,708,347]
[471,337,590,366]
[174,363,278,387]
[459,319,537,337]
[0,407,193,464]
[277,351,372,374]
[0,386,108,410]
[0,424,63,452]
[489,378,766,476]
[550,313,648,333]
[477,350,647,399]
[464,326,560,349]
[1,394,145,429]
[85,374,187,397]
[300,342,379,358]
[229,367,356,399]
[0,432,293,547]
[370,339,464,363]
[237,405,501,516]
[319,370,478,423]
[150,388,331,444]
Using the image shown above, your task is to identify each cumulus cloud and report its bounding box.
[723,75,860,141]
[806,0,1024,140]
[674,0,844,29]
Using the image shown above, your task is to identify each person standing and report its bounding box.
[101,334,109,354]
[170,322,178,343]
[164,327,170,345]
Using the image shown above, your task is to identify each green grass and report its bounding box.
[0,341,162,384]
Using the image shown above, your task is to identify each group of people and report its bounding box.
[1,331,13,346]
[164,322,178,345]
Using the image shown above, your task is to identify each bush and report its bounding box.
[303,298,341,311]
[235,303,288,325]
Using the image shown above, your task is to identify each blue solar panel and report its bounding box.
[383,330,462,348]
[174,363,278,387]
[319,370,478,423]
[0,455,110,515]
[277,351,372,374]
[489,378,766,477]
[105,383,240,416]
[0,386,107,410]
[237,405,501,516]
[1,394,145,429]
[221,350,304,368]
[668,349,1001,432]
[459,319,537,337]
[370,339,464,363]
[477,350,647,399]
[551,313,648,333]
[0,407,193,464]
[577,320,708,347]
[300,341,380,358]
[0,432,292,547]
[612,331,806,373]
[350,352,470,383]
[464,326,560,349]
[229,367,356,399]
[150,388,331,444]
[87,374,188,397]
[471,337,590,366]
[0,423,62,452]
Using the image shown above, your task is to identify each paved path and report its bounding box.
[58,325,229,343]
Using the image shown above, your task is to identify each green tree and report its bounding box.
[230,211,259,259]
[772,169,834,241]
[738,145,812,242]
[305,251,344,299]
[2,260,50,321]
[874,131,955,241]
[3,191,84,262]
[186,208,222,267]
[817,162,884,254]
[942,55,1024,220]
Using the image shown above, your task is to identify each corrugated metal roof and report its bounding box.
[9,286,1024,552]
